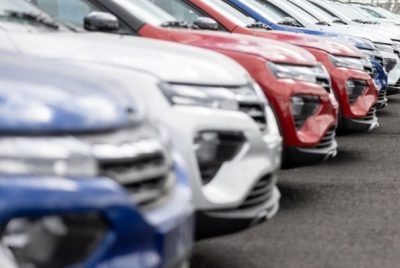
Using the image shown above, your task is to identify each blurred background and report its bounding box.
[344,0,400,13]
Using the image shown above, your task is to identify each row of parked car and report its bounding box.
[0,0,399,267]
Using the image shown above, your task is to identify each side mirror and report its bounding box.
[84,11,119,32]
[193,17,219,30]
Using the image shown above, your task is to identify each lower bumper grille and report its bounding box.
[238,175,274,210]
[362,106,377,121]
[316,127,336,149]
[378,88,387,102]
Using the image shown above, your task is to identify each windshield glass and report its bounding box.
[202,0,254,26]
[256,0,320,26]
[0,0,40,13]
[115,0,177,25]
[287,0,335,23]
[148,0,204,24]
[307,0,350,23]
[244,0,283,23]
[359,6,386,18]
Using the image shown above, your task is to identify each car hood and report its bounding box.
[0,52,137,133]
[250,29,362,57]
[168,29,318,65]
[0,24,250,86]
[325,24,394,45]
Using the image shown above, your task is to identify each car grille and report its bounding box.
[316,127,336,149]
[362,105,377,121]
[378,87,387,102]
[237,175,274,210]
[98,149,173,207]
[394,79,400,88]
[238,101,267,131]
[81,128,173,208]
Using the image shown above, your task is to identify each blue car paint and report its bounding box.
[0,52,194,268]
[0,177,160,268]
[372,59,388,92]
[226,0,387,90]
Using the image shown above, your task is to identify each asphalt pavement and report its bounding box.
[191,95,400,268]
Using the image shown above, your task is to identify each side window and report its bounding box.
[35,0,99,26]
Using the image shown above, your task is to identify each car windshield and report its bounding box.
[115,0,178,26]
[307,0,351,23]
[287,0,335,24]
[242,0,283,23]
[148,0,205,25]
[0,0,40,14]
[201,0,255,26]
[339,3,376,22]
[256,0,320,26]
[359,6,387,19]
[0,0,61,29]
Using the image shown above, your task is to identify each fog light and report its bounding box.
[291,95,320,129]
[194,131,245,185]
[346,80,368,104]
[383,58,397,73]
[2,213,107,268]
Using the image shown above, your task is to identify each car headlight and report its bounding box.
[330,55,370,71]
[291,95,321,129]
[374,43,395,54]
[0,138,97,177]
[360,48,383,61]
[161,83,239,110]
[268,62,328,83]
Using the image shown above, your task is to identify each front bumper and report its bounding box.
[195,185,280,239]
[283,126,338,167]
[156,106,281,239]
[145,181,194,268]
[329,68,378,132]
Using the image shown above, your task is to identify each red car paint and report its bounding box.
[182,0,378,128]
[140,24,337,149]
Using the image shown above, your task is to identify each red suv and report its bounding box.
[153,0,378,133]
[33,0,338,167]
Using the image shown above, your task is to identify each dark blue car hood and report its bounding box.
[0,52,137,134]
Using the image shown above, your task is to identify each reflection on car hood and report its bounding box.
[168,29,318,65]
[251,29,362,57]
[0,52,138,133]
[0,23,251,86]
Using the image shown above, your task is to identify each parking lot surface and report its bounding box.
[191,95,400,268]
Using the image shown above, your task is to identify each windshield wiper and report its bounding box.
[246,21,272,30]
[316,21,331,26]
[332,18,348,25]
[1,10,59,29]
[277,20,301,27]
[161,20,190,29]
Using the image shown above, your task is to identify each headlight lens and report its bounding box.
[374,43,395,54]
[330,55,370,71]
[268,62,328,83]
[0,138,97,177]
[161,83,239,111]
[291,95,321,129]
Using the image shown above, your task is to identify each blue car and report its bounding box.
[224,0,388,107]
[0,51,194,268]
